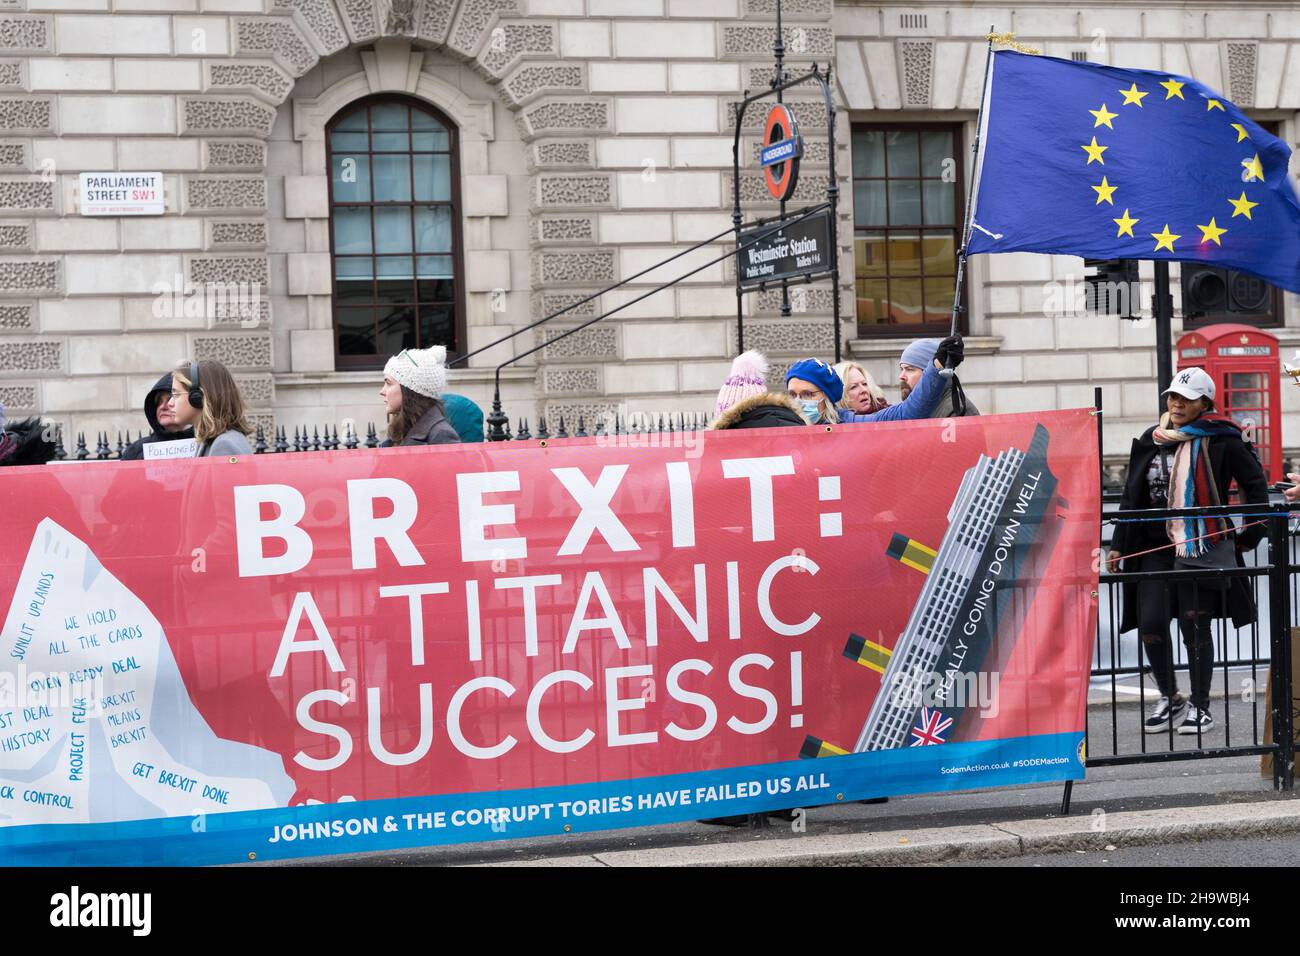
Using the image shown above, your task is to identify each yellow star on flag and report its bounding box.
[1206,99,1225,112]
[1231,123,1250,142]
[1119,83,1148,107]
[1113,208,1139,238]
[1197,217,1226,245]
[1092,176,1117,205]
[1229,191,1259,219]
[1160,79,1185,100]
[1081,136,1108,165]
[1242,153,1264,182]
[1090,103,1118,128]
[1151,224,1180,252]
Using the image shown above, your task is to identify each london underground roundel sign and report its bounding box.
[760,103,803,202]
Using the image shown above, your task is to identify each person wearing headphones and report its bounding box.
[167,359,254,457]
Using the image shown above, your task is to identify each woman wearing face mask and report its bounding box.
[784,358,843,425]
[1107,368,1268,736]
[785,335,963,425]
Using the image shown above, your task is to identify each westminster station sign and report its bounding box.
[737,208,833,290]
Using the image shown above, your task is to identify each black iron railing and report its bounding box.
[1091,498,1297,794]
[44,411,718,459]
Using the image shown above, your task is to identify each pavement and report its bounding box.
[976,832,1300,866]
[473,799,1300,867]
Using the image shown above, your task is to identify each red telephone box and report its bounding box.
[1175,323,1282,483]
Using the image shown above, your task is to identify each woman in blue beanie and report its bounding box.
[786,334,964,424]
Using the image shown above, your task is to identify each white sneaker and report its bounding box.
[1177,705,1215,735]
[1144,694,1189,733]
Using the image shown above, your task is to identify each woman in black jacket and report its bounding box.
[1107,368,1268,736]
[120,372,195,460]
[707,350,807,431]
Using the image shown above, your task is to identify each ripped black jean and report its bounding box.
[1133,550,1223,711]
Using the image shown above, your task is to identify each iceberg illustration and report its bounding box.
[0,518,295,827]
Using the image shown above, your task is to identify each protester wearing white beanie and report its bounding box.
[379,346,460,446]
[383,346,448,399]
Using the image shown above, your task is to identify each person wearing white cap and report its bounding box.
[379,346,460,446]
[1107,367,1268,737]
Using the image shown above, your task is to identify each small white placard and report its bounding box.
[143,438,197,460]
[79,172,165,216]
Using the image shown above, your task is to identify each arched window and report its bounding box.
[326,95,464,369]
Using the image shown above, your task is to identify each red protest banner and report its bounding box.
[0,410,1098,863]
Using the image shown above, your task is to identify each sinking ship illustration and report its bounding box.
[802,423,1064,759]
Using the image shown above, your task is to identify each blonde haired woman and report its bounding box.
[167,360,254,457]
[833,360,889,415]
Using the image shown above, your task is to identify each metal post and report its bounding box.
[946,29,997,346]
[1065,385,1107,816]
[1268,508,1295,790]
[822,65,842,364]
[733,119,746,354]
[730,16,835,365]
[773,0,792,322]
[1095,385,1104,490]
[1153,260,1174,412]
[486,385,508,442]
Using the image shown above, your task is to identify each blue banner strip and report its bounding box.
[0,732,1083,866]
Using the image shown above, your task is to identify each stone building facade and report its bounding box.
[0,0,1297,474]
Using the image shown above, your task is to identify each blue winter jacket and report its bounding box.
[832,363,946,423]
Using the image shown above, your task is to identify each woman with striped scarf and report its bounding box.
[1107,368,1269,737]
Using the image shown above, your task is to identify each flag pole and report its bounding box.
[944,29,1000,365]
[1152,261,1174,413]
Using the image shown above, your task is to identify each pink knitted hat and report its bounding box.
[715,350,769,414]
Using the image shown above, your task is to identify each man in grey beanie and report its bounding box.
[898,338,980,418]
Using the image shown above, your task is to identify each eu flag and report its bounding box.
[966,51,1300,293]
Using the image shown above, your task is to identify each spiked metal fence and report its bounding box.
[44,410,718,460]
